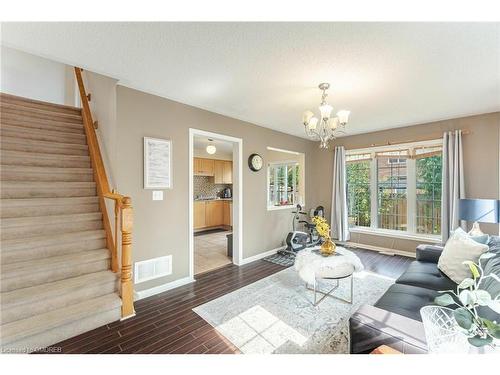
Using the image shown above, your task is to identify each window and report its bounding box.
[416,154,442,235]
[346,141,442,238]
[377,154,408,231]
[268,162,300,208]
[346,159,371,227]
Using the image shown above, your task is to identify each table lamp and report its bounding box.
[458,199,500,236]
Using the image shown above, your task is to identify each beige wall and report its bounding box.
[314,112,500,253]
[115,86,317,292]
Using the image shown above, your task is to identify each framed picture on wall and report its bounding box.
[144,137,172,189]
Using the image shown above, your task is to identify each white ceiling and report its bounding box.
[194,136,233,155]
[1,22,499,138]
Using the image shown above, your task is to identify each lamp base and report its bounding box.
[468,222,484,236]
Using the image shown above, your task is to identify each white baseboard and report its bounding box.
[134,276,196,301]
[239,246,285,265]
[338,241,416,258]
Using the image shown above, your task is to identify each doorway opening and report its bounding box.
[188,129,242,278]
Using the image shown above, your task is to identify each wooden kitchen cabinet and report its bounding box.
[223,161,232,184]
[194,157,215,176]
[194,201,206,229]
[206,200,224,227]
[213,160,233,184]
[223,201,232,226]
[214,160,224,184]
[194,200,232,230]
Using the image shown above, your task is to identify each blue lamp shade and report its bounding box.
[458,199,500,223]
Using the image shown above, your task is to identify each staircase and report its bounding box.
[0,93,122,352]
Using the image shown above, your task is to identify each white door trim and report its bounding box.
[188,128,244,279]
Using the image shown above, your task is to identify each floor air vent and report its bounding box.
[134,255,172,283]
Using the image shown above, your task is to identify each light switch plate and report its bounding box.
[152,191,164,201]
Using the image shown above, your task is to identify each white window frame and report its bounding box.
[267,160,300,211]
[346,139,442,242]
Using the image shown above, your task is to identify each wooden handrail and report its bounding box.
[74,67,135,319]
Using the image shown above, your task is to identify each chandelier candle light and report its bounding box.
[302,83,350,149]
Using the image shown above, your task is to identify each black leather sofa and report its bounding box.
[349,235,500,354]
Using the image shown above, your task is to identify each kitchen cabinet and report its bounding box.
[223,161,232,184]
[193,200,233,230]
[194,201,206,229]
[206,200,224,227]
[223,201,232,226]
[213,160,233,184]
[194,158,214,176]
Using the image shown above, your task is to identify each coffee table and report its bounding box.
[294,246,364,306]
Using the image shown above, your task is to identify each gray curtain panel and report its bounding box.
[331,146,350,241]
[441,130,465,243]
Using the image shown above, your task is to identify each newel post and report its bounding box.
[120,196,135,319]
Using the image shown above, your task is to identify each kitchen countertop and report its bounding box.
[194,198,233,202]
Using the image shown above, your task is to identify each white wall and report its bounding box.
[0,46,76,106]
[82,70,119,187]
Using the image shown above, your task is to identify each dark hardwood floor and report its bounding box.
[40,248,412,354]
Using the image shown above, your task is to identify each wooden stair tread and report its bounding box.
[0,196,99,207]
[0,293,121,345]
[1,102,83,122]
[1,271,118,309]
[0,92,82,114]
[1,229,105,252]
[0,124,87,143]
[1,249,110,276]
[1,212,102,228]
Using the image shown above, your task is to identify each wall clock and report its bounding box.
[248,153,263,172]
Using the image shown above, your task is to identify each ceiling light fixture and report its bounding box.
[206,139,216,155]
[302,83,350,149]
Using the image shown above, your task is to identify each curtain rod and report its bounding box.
[357,130,471,149]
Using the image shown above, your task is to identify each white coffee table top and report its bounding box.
[294,246,364,285]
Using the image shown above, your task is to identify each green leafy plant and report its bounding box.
[435,252,500,347]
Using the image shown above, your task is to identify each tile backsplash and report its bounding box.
[194,176,231,198]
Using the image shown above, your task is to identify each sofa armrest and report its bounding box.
[415,244,444,263]
[349,304,428,354]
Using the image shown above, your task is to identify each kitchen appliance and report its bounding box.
[222,187,232,198]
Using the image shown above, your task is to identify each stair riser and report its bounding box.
[1,238,106,264]
[1,127,87,145]
[2,213,102,228]
[1,203,100,218]
[1,187,96,199]
[1,106,83,124]
[0,95,82,116]
[1,117,85,134]
[1,171,94,182]
[1,280,117,325]
[1,139,89,156]
[0,259,110,292]
[1,220,103,240]
[1,306,120,352]
[1,155,90,168]
[1,229,104,251]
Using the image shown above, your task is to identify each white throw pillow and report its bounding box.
[438,229,489,284]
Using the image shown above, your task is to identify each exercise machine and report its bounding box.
[278,204,325,257]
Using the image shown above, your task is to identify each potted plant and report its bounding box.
[433,252,500,349]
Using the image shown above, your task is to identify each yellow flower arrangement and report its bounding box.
[312,216,331,240]
[312,216,336,255]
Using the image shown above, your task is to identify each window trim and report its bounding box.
[346,139,442,238]
[267,160,301,211]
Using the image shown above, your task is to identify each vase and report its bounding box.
[320,238,335,256]
[420,306,471,353]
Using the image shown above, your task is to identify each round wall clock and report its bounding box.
[248,153,263,172]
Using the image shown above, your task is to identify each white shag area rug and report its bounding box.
[193,267,394,354]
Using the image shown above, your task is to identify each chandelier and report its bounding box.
[302,83,350,149]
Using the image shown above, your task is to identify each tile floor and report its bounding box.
[194,230,232,275]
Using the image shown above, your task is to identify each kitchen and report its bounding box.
[193,137,233,275]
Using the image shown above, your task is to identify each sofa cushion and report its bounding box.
[396,260,456,291]
[374,283,439,321]
[438,229,489,284]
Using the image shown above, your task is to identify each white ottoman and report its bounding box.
[294,246,364,306]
